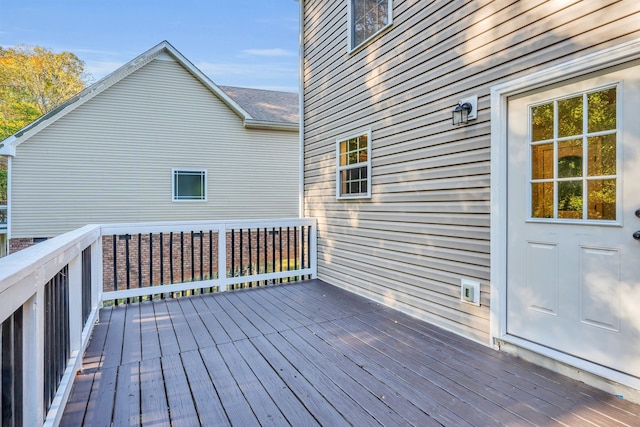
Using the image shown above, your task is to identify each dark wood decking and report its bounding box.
[61,280,640,426]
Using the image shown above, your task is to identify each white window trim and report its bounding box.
[336,129,372,200]
[347,0,393,52]
[490,39,640,391]
[172,168,207,202]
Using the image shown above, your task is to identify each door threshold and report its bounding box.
[496,335,640,404]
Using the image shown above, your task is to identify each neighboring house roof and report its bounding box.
[219,86,298,127]
[0,40,298,156]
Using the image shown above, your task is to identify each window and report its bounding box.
[337,130,371,199]
[349,0,392,50]
[173,169,207,201]
[529,86,618,221]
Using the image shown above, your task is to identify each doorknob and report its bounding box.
[634,231,640,241]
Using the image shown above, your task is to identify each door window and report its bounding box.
[529,86,618,221]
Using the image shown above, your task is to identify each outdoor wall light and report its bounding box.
[452,95,478,126]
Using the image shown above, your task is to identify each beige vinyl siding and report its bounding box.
[302,0,640,343]
[11,57,298,238]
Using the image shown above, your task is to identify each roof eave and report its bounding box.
[244,120,299,132]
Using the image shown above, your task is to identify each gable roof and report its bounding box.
[0,40,298,156]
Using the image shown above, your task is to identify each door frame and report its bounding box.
[490,38,640,390]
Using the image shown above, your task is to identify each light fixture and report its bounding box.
[451,95,478,126]
[452,102,472,125]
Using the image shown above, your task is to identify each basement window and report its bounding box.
[173,169,207,201]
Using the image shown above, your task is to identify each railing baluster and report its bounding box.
[199,231,204,293]
[279,227,283,284]
[169,232,174,285]
[239,228,244,288]
[263,227,268,286]
[287,227,291,279]
[191,231,195,285]
[2,306,23,427]
[294,226,298,281]
[209,230,213,285]
[138,234,142,301]
[149,233,154,299]
[180,231,185,289]
[248,229,253,288]
[231,229,235,283]
[125,235,131,304]
[160,232,165,299]
[82,246,92,325]
[112,235,118,305]
[256,228,261,284]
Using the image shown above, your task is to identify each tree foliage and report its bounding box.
[0,45,90,140]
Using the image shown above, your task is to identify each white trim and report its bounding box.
[298,0,305,218]
[348,0,393,52]
[490,38,640,387]
[6,156,11,242]
[335,128,373,200]
[172,168,208,202]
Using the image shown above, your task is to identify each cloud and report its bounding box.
[242,48,296,57]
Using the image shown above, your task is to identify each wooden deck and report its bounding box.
[60,279,640,426]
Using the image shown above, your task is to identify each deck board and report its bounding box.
[139,301,162,361]
[112,362,140,427]
[180,349,230,427]
[199,344,259,426]
[61,280,640,426]
[139,357,170,426]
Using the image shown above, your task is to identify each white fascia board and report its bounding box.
[0,136,17,156]
[244,120,298,132]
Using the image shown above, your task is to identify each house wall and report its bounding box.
[301,0,640,343]
[10,57,299,239]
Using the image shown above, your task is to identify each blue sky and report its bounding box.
[0,0,300,92]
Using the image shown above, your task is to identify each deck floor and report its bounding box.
[61,280,640,426]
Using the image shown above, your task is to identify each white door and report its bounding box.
[507,62,640,379]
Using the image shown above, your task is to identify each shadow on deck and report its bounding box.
[61,280,640,426]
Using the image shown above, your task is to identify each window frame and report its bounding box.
[348,0,393,52]
[172,168,208,202]
[336,129,372,200]
[526,83,621,224]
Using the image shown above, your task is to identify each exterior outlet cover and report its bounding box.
[461,279,480,306]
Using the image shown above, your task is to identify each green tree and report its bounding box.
[0,45,90,140]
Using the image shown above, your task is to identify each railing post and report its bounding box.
[309,222,318,279]
[68,256,82,357]
[23,291,44,426]
[92,236,103,310]
[217,224,226,291]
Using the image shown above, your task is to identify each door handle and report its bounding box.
[634,231,640,241]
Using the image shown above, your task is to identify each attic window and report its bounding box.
[349,0,393,50]
[173,169,207,201]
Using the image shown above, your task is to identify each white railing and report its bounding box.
[0,204,7,230]
[0,218,316,426]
